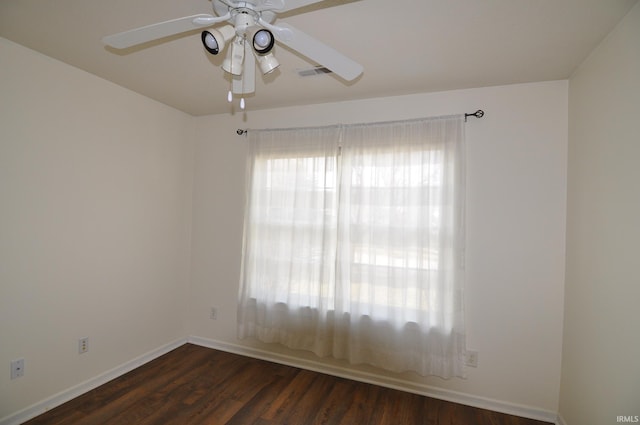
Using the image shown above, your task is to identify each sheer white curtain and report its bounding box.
[238,116,466,378]
[238,126,341,355]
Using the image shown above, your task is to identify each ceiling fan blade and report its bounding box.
[253,0,286,12]
[279,0,325,13]
[272,22,363,81]
[102,14,228,49]
[233,43,256,94]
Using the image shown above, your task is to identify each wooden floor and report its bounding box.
[24,344,551,425]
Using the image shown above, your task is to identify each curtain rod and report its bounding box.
[236,109,485,135]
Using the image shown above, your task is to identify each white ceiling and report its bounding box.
[1,0,637,116]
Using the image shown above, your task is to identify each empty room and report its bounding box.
[1,1,639,424]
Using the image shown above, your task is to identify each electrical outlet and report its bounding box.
[79,337,89,354]
[210,307,218,320]
[464,350,479,367]
[11,358,24,380]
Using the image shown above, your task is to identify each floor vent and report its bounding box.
[297,66,333,77]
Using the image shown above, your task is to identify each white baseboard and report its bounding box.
[0,338,187,425]
[557,413,568,425]
[2,336,560,425]
[189,335,558,424]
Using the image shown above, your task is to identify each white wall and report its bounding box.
[0,35,572,423]
[560,2,640,424]
[188,80,568,417]
[0,38,194,420]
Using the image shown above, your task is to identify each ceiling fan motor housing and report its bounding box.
[233,10,257,35]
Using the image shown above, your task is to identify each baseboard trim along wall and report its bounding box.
[188,336,560,424]
[557,413,568,425]
[2,337,562,425]
[0,338,188,425]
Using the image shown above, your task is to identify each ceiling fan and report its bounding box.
[103,0,364,109]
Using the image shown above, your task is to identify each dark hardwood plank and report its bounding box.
[23,344,552,425]
[313,378,357,425]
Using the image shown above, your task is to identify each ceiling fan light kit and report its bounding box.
[249,28,276,55]
[102,0,363,111]
[201,25,236,55]
[255,51,280,74]
[222,37,246,76]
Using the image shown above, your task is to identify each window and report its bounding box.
[238,117,466,378]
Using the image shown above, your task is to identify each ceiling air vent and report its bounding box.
[297,66,333,77]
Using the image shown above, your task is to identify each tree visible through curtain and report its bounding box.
[238,116,466,378]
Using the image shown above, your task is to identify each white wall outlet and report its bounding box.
[79,337,89,354]
[464,350,479,367]
[210,307,218,320]
[11,358,24,380]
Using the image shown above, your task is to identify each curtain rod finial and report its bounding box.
[465,110,485,122]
